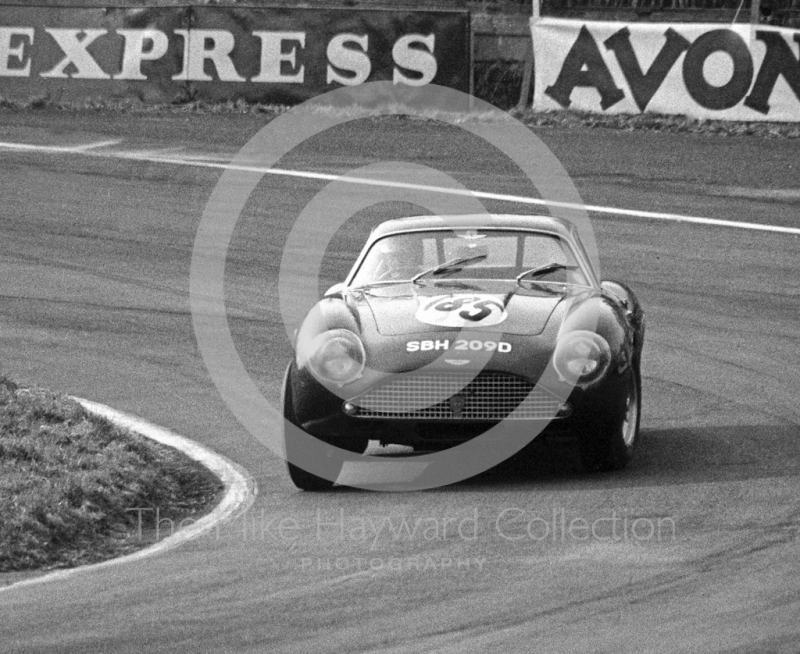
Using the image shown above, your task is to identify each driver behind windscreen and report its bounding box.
[374,238,423,280]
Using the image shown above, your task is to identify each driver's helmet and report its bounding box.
[375,237,422,280]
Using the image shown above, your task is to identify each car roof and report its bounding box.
[369,214,576,240]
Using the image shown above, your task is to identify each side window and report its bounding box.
[422,238,438,268]
[522,235,566,268]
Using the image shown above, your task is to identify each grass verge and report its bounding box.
[510,108,800,138]
[1,94,798,139]
[0,376,223,573]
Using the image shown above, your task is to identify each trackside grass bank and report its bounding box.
[0,376,223,572]
[1,97,797,138]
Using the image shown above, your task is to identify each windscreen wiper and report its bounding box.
[515,262,569,287]
[412,254,488,286]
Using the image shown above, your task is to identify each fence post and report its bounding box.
[517,0,539,110]
[517,44,534,110]
[750,0,761,24]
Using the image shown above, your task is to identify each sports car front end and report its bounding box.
[282,216,644,490]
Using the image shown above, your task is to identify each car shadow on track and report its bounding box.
[336,424,800,492]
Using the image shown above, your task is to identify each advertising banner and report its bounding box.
[0,6,187,102]
[532,17,800,121]
[0,5,470,103]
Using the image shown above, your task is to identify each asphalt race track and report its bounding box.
[1,110,798,653]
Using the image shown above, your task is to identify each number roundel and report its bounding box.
[416,295,508,328]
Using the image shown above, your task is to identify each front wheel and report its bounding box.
[578,366,641,473]
[283,366,340,491]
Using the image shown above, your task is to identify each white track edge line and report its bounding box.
[0,399,257,594]
[0,140,121,153]
[1,139,799,236]
[127,154,800,236]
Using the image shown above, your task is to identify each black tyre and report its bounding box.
[578,366,641,473]
[282,366,339,491]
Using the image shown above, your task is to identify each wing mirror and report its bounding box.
[324,282,345,297]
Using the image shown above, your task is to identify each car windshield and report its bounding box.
[349,229,590,288]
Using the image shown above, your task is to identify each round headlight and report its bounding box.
[553,331,611,386]
[301,329,366,386]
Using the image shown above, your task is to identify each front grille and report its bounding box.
[352,372,564,420]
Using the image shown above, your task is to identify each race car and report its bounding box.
[282,215,645,490]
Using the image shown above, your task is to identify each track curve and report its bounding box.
[0,110,798,653]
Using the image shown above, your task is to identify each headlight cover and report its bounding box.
[553,331,611,386]
[299,329,366,386]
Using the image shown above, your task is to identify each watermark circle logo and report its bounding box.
[190,81,596,491]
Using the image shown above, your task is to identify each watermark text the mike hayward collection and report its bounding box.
[126,507,676,547]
